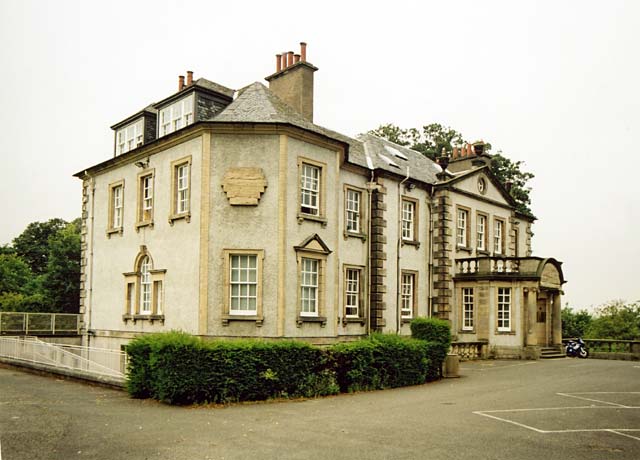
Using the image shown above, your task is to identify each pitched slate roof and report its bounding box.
[213,82,356,146]
[354,133,442,184]
[192,78,235,99]
[213,83,444,184]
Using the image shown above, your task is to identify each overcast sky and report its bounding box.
[1,0,638,311]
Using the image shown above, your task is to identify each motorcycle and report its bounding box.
[565,338,589,358]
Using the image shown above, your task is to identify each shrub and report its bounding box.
[126,333,338,405]
[410,317,452,346]
[410,317,452,380]
[329,334,430,392]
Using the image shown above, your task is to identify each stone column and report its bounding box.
[552,291,562,345]
[369,180,388,331]
[525,287,537,346]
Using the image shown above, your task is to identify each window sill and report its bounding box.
[297,213,328,227]
[342,317,366,326]
[222,314,264,327]
[106,227,123,238]
[297,315,327,327]
[496,330,516,335]
[169,212,191,225]
[401,239,420,249]
[476,249,490,256]
[123,314,165,324]
[459,329,476,334]
[135,220,154,231]
[343,231,367,242]
[401,317,413,324]
[456,245,472,253]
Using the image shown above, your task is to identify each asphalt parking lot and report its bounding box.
[1,358,639,460]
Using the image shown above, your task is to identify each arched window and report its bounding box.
[123,247,166,321]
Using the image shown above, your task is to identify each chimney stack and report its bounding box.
[178,75,185,91]
[186,70,193,86]
[265,41,318,121]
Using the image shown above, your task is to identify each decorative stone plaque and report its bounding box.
[222,167,267,205]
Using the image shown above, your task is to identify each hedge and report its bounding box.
[126,322,451,405]
[330,334,429,392]
[127,332,337,405]
[410,317,452,381]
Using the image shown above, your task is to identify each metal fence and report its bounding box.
[0,336,126,382]
[0,312,80,335]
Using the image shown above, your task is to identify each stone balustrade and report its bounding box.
[450,341,488,361]
[454,256,543,277]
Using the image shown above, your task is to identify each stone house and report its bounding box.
[75,43,565,358]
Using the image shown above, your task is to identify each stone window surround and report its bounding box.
[295,249,328,327]
[123,246,166,323]
[455,205,472,252]
[297,156,327,226]
[401,195,420,247]
[107,179,125,238]
[221,249,264,326]
[169,155,192,225]
[343,184,366,240]
[135,168,155,230]
[400,269,418,322]
[342,264,366,325]
[460,286,475,332]
[496,285,513,333]
[493,217,506,256]
[476,211,489,254]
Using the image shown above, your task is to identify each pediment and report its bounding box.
[294,234,332,255]
[450,168,514,206]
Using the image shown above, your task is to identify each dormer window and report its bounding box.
[116,119,144,156]
[159,94,194,138]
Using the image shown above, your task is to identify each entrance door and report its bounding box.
[535,298,548,346]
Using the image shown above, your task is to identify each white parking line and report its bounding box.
[556,392,634,408]
[474,392,640,442]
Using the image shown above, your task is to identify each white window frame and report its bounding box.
[112,184,123,229]
[142,175,153,221]
[158,94,194,138]
[401,272,416,319]
[497,287,511,331]
[176,163,189,214]
[229,254,258,316]
[116,119,144,155]
[345,268,361,318]
[462,287,474,331]
[300,163,320,216]
[494,219,504,255]
[457,208,468,247]
[345,188,361,234]
[300,257,319,317]
[401,199,415,241]
[477,214,487,251]
[139,256,152,314]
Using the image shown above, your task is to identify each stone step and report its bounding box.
[540,347,566,359]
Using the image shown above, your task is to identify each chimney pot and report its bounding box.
[473,142,484,156]
[186,70,193,86]
[294,53,301,63]
[178,75,185,91]
[276,54,282,72]
[452,147,458,159]
[288,51,294,67]
[300,42,307,61]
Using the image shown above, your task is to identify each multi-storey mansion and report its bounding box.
[75,43,565,358]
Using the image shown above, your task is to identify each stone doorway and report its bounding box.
[535,297,549,346]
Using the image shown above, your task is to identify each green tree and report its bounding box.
[0,254,34,294]
[585,300,640,340]
[368,123,533,215]
[561,307,593,338]
[41,221,81,313]
[490,153,534,215]
[12,218,67,275]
